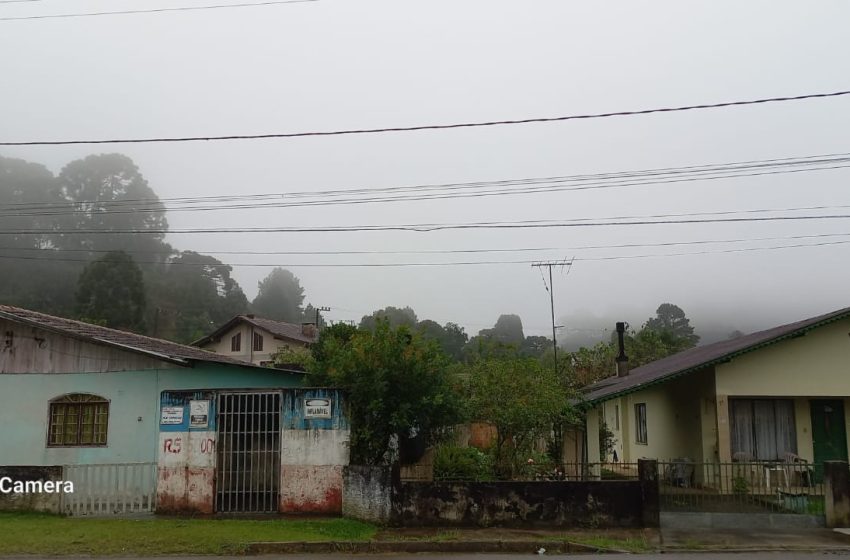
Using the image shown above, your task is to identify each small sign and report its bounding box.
[189,400,210,428]
[160,406,184,425]
[305,398,332,419]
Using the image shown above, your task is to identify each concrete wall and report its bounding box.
[201,323,310,365]
[0,363,302,467]
[343,462,660,528]
[395,480,646,528]
[0,466,63,512]
[280,388,350,514]
[342,465,394,523]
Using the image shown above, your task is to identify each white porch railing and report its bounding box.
[61,463,157,516]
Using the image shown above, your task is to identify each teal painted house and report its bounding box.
[0,305,349,516]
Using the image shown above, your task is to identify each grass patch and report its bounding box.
[0,512,376,556]
[566,535,653,553]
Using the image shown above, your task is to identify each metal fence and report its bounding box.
[405,461,641,482]
[658,460,824,515]
[61,463,157,516]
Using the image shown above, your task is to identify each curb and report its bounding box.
[246,540,628,555]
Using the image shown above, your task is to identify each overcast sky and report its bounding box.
[1,0,849,342]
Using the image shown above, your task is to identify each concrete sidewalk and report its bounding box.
[661,527,850,552]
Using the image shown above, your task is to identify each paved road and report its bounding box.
[12,555,850,560]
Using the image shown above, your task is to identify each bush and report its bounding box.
[433,445,494,481]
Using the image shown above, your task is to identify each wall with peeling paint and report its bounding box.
[279,389,349,514]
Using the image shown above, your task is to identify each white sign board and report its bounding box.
[160,406,184,425]
[189,400,210,428]
[304,398,332,419]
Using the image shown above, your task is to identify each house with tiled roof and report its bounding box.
[0,305,349,517]
[581,306,850,472]
[193,314,318,367]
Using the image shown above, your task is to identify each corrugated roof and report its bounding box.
[582,306,850,404]
[0,304,271,370]
[193,315,318,346]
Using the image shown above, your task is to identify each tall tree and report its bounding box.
[309,321,462,465]
[479,314,525,345]
[75,251,146,331]
[55,153,169,256]
[150,251,249,342]
[359,306,418,331]
[644,303,700,347]
[0,155,80,315]
[251,268,305,323]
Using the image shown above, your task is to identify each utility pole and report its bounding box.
[315,306,331,329]
[531,259,572,374]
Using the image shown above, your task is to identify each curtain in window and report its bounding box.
[730,399,755,458]
[730,399,797,461]
[774,399,797,457]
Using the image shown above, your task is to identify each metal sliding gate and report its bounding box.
[215,392,281,512]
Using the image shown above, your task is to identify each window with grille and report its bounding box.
[635,403,647,444]
[253,332,263,351]
[231,333,241,352]
[48,394,109,447]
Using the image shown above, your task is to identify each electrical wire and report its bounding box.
[2,90,848,145]
[4,209,850,235]
[3,152,847,214]
[5,231,850,256]
[0,0,317,21]
[0,238,847,267]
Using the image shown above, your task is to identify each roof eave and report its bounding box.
[584,310,850,405]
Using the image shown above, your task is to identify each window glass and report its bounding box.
[635,403,647,444]
[48,394,108,447]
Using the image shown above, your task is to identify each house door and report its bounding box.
[215,392,281,512]
[810,399,848,481]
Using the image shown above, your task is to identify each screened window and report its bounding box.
[253,332,263,351]
[231,333,241,352]
[48,394,109,447]
[635,403,647,444]
[730,398,796,460]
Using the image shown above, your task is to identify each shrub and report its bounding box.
[433,445,494,481]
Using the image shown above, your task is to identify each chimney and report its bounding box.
[301,322,317,338]
[246,314,255,319]
[615,321,629,377]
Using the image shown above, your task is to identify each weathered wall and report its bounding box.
[394,480,646,528]
[279,388,350,513]
[342,465,394,523]
[0,364,302,467]
[156,391,217,514]
[0,466,63,512]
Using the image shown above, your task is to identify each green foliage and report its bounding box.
[465,357,573,478]
[271,346,314,370]
[644,303,700,347]
[309,320,463,465]
[433,445,494,481]
[732,476,750,495]
[310,322,358,363]
[75,251,146,331]
[478,314,524,344]
[598,420,617,462]
[150,251,249,343]
[251,268,305,323]
[417,320,469,362]
[359,306,418,331]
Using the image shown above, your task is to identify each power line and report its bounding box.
[4,160,850,219]
[3,90,848,145]
[0,0,317,21]
[3,152,847,214]
[0,238,848,267]
[3,231,850,256]
[3,210,850,235]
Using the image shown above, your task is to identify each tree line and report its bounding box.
[1,153,320,342]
